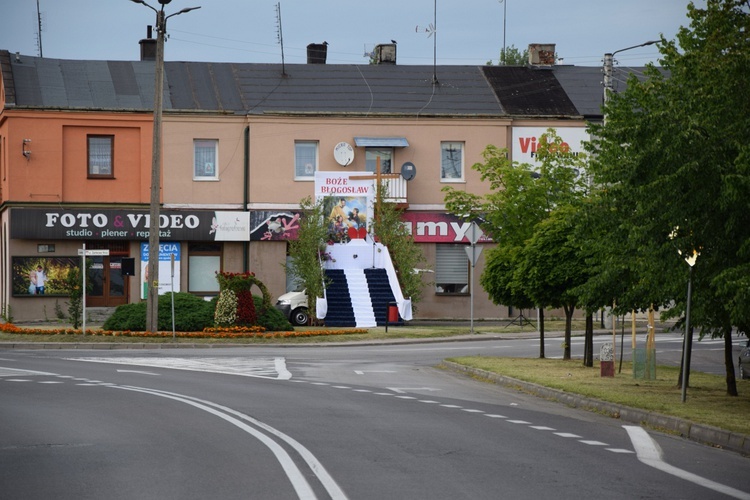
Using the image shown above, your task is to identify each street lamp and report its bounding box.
[131,0,200,333]
[670,227,699,403]
[603,40,659,104]
[679,249,698,403]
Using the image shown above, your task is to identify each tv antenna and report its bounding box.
[416,0,438,84]
[275,3,286,75]
[35,0,44,57]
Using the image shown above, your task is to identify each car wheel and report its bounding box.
[740,363,748,380]
[291,308,309,326]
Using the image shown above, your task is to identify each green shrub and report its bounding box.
[103,293,291,332]
[255,296,293,331]
[103,293,214,332]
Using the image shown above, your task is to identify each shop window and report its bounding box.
[88,135,114,178]
[295,141,318,179]
[365,148,393,173]
[441,141,464,181]
[188,242,222,293]
[435,244,469,294]
[194,139,219,180]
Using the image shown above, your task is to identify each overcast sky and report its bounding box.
[1,0,703,67]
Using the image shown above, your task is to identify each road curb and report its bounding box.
[441,361,750,457]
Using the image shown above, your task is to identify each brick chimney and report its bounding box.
[139,26,157,62]
[528,44,556,65]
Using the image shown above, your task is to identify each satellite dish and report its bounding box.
[334,142,354,166]
[400,162,417,181]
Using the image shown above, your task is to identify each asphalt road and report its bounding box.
[1,335,749,499]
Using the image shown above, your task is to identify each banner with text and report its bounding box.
[10,208,250,241]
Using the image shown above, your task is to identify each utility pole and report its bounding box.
[603,40,659,105]
[131,0,200,333]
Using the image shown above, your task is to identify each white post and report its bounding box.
[82,243,86,334]
[171,253,175,340]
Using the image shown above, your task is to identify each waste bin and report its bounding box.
[388,302,399,323]
[385,302,399,332]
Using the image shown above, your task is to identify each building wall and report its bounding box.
[1,111,152,204]
[162,115,247,208]
[245,115,511,207]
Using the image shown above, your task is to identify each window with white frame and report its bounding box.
[88,135,114,178]
[441,141,464,181]
[194,139,218,180]
[435,244,469,294]
[365,148,393,173]
[295,141,318,179]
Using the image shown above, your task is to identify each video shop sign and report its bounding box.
[10,208,238,241]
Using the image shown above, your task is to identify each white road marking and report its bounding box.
[114,385,334,500]
[624,425,750,499]
[68,357,291,380]
[117,369,160,376]
[0,367,55,377]
[554,432,582,438]
[386,387,440,394]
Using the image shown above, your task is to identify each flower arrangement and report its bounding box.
[214,289,238,326]
[214,271,272,327]
[0,322,368,340]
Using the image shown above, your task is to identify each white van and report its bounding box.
[275,289,309,326]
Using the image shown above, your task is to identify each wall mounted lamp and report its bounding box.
[22,139,31,159]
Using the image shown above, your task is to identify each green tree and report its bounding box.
[64,259,92,330]
[584,0,750,395]
[444,130,588,358]
[285,196,330,323]
[515,206,591,360]
[486,44,529,66]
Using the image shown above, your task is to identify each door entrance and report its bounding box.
[84,241,129,308]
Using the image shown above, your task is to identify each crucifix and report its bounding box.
[350,156,401,228]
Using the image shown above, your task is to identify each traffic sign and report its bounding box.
[467,222,484,244]
[465,245,483,266]
[78,249,110,256]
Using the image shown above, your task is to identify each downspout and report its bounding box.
[243,125,249,273]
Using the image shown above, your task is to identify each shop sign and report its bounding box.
[10,208,250,241]
[400,212,493,243]
[512,126,589,167]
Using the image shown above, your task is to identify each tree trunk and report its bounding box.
[583,313,594,367]
[724,326,738,396]
[538,308,545,359]
[563,304,573,360]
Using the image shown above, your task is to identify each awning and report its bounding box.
[354,137,409,148]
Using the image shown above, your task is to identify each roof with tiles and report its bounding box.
[1,50,618,119]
